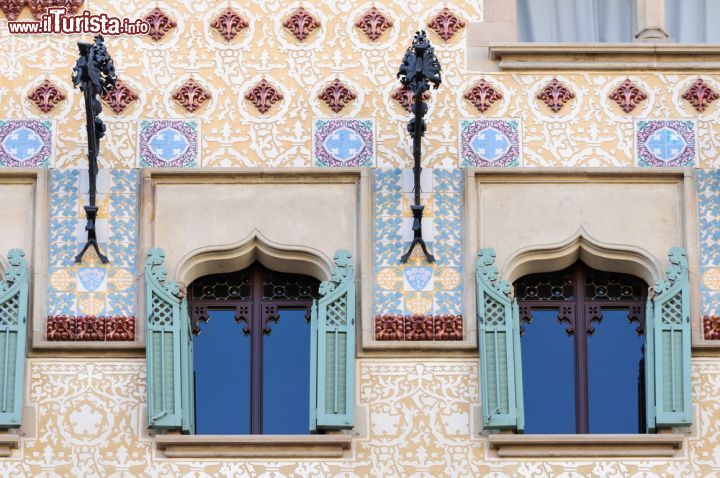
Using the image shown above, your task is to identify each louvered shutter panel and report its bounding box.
[476,248,524,431]
[180,298,195,434]
[145,248,183,429]
[649,247,692,427]
[310,250,355,430]
[0,250,28,428]
[645,295,656,432]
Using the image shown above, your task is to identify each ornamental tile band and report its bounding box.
[100,79,138,114]
[28,79,66,114]
[609,79,647,113]
[464,79,502,113]
[0,0,24,21]
[460,119,520,167]
[636,119,697,167]
[47,315,135,341]
[145,7,177,42]
[211,7,248,42]
[313,119,375,167]
[318,78,356,113]
[138,120,199,168]
[374,314,463,340]
[245,79,283,114]
[682,78,719,112]
[0,119,53,167]
[283,6,320,42]
[405,314,434,340]
[172,78,211,113]
[705,315,720,340]
[355,6,393,41]
[27,0,83,20]
[392,85,430,113]
[537,78,575,113]
[375,314,404,340]
[427,7,465,42]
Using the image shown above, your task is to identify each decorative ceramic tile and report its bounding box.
[636,119,697,167]
[47,169,138,321]
[459,119,520,167]
[705,315,720,340]
[698,169,720,319]
[313,119,375,167]
[46,315,135,341]
[0,119,53,167]
[138,120,199,168]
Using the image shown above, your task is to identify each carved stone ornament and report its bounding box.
[704,315,720,340]
[28,79,66,113]
[100,78,138,114]
[355,6,392,41]
[427,7,465,42]
[245,79,283,114]
[172,78,211,113]
[464,79,502,113]
[145,7,177,42]
[211,7,248,42]
[283,6,320,42]
[374,314,463,341]
[392,85,430,113]
[609,78,647,113]
[318,78,356,113]
[682,78,719,112]
[27,0,83,20]
[537,78,575,113]
[47,315,135,341]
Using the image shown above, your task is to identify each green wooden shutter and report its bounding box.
[145,248,190,430]
[645,295,656,432]
[648,247,692,427]
[310,250,355,430]
[476,248,524,431]
[180,298,194,434]
[0,250,28,428]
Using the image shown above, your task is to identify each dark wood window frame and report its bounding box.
[515,262,647,434]
[188,263,319,434]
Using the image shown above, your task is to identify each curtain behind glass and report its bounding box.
[666,0,720,43]
[517,0,636,42]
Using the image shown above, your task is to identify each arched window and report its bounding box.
[513,262,647,434]
[188,264,320,435]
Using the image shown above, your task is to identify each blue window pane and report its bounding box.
[193,309,250,435]
[588,309,645,434]
[263,308,310,434]
[521,309,576,434]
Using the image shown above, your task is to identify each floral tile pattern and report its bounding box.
[47,169,138,319]
[0,119,53,167]
[698,169,720,329]
[373,168,463,318]
[636,119,697,167]
[459,118,520,167]
[138,120,199,168]
[313,119,375,167]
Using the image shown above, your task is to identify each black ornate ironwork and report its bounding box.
[72,36,116,264]
[398,31,441,263]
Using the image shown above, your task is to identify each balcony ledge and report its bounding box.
[488,433,684,458]
[0,434,19,457]
[487,43,720,70]
[155,434,353,459]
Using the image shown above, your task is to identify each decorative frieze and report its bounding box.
[318,78,356,113]
[211,7,248,42]
[392,85,430,113]
[375,314,463,341]
[145,7,176,41]
[355,7,392,41]
[47,315,135,341]
[464,79,502,113]
[609,79,647,113]
[245,79,283,114]
[682,78,718,112]
[27,0,83,20]
[0,0,24,21]
[705,315,720,340]
[283,7,320,42]
[427,7,465,42]
[172,78,211,113]
[537,78,575,113]
[28,79,66,113]
[100,78,138,114]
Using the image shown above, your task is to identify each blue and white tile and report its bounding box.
[433,168,463,193]
[698,169,720,267]
[50,169,80,194]
[138,119,199,168]
[403,266,434,292]
[459,119,520,168]
[636,119,697,167]
[0,119,54,168]
[313,119,375,167]
[374,168,402,193]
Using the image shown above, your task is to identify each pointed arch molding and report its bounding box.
[175,230,334,286]
[502,230,662,286]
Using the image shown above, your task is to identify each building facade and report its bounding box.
[0,0,718,476]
